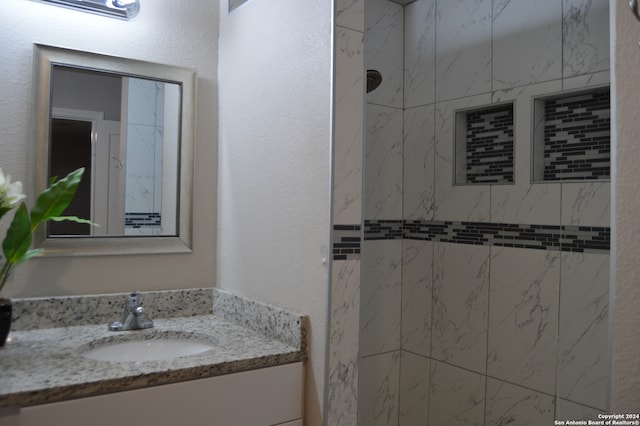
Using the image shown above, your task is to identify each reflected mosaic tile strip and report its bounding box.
[361,220,609,253]
[124,212,161,228]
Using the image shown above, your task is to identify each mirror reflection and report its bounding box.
[49,66,181,237]
[33,44,195,256]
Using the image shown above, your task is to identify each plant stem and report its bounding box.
[0,261,12,295]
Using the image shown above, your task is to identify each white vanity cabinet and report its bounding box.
[11,362,303,426]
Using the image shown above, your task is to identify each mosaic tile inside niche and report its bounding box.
[536,87,610,181]
[456,103,515,185]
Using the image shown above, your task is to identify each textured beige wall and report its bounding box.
[217,0,332,424]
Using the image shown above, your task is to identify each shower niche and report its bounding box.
[532,86,611,182]
[454,103,515,185]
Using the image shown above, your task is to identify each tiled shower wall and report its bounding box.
[328,0,610,425]
[124,78,165,235]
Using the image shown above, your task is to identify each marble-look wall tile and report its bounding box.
[435,0,492,102]
[404,104,435,220]
[336,0,364,32]
[563,0,610,77]
[334,27,365,224]
[360,240,402,356]
[432,242,489,373]
[485,378,555,426]
[556,398,605,421]
[492,0,562,90]
[434,95,491,222]
[365,0,404,108]
[490,80,562,225]
[365,104,403,220]
[487,247,560,394]
[558,252,609,410]
[562,70,610,91]
[561,182,610,227]
[401,240,433,356]
[429,360,486,426]
[359,351,401,426]
[399,351,429,426]
[125,123,159,213]
[404,0,436,108]
[327,260,361,426]
[127,78,160,126]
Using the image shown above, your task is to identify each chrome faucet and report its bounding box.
[109,292,154,331]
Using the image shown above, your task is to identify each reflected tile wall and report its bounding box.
[485,379,555,426]
[360,240,402,356]
[125,78,164,225]
[492,0,562,90]
[563,0,610,77]
[558,252,609,410]
[488,247,559,394]
[435,0,492,101]
[429,360,485,426]
[432,242,489,374]
[359,351,401,426]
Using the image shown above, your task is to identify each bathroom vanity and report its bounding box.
[0,289,307,426]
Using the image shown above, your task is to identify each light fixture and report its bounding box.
[34,0,140,20]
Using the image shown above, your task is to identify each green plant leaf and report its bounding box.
[2,203,32,265]
[19,248,43,264]
[30,168,84,231]
[0,206,10,221]
[50,216,100,226]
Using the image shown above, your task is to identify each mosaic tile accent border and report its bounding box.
[361,220,610,254]
[465,104,514,184]
[332,225,362,260]
[125,212,162,228]
[542,88,610,181]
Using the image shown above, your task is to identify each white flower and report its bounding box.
[0,167,26,210]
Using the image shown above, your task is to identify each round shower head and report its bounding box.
[367,69,382,93]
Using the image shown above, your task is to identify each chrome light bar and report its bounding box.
[33,0,140,20]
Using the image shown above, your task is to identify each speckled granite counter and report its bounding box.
[0,289,307,408]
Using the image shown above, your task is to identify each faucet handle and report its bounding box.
[127,292,141,308]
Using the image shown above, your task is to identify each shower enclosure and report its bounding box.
[328,0,611,424]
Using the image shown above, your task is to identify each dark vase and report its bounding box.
[0,298,12,347]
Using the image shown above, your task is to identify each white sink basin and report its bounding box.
[81,332,216,363]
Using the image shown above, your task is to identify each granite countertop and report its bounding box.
[0,289,307,408]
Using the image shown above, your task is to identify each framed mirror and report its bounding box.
[32,44,196,256]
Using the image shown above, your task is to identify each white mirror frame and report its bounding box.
[31,44,196,256]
